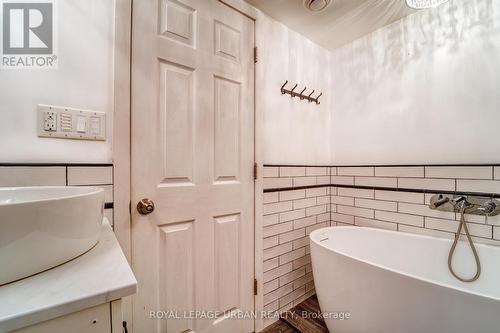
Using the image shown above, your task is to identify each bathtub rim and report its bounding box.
[310,226,500,302]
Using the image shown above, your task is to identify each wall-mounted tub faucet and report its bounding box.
[429,194,500,283]
[429,194,500,216]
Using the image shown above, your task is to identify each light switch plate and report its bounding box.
[37,104,106,141]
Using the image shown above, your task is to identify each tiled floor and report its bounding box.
[262,295,329,333]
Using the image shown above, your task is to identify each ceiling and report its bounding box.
[245,0,416,50]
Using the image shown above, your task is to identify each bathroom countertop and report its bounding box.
[0,219,137,332]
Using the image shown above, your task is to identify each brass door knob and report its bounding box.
[137,198,155,215]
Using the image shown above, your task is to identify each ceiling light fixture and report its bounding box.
[406,0,450,9]
[303,0,332,12]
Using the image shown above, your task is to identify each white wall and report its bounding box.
[7,0,496,166]
[256,11,331,165]
[0,1,115,163]
[330,0,500,165]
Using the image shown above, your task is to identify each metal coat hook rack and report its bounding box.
[280,80,322,105]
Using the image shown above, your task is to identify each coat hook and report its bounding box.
[307,90,315,102]
[281,80,288,94]
[315,92,323,105]
[280,81,323,106]
[299,87,307,100]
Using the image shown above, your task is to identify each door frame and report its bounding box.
[112,0,133,327]
[113,0,262,330]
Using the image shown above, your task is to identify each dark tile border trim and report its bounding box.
[264,184,500,198]
[264,184,329,193]
[264,164,500,196]
[264,164,500,167]
[333,184,500,198]
[0,163,113,167]
[263,164,333,168]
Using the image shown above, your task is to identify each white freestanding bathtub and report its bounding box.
[310,226,500,333]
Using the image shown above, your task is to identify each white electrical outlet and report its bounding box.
[38,105,106,141]
[43,110,57,131]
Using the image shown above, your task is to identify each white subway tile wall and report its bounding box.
[398,178,455,191]
[329,165,500,245]
[0,165,114,226]
[330,175,354,185]
[456,180,500,194]
[263,164,500,319]
[0,166,66,186]
[425,166,492,179]
[337,166,374,176]
[375,166,424,178]
[263,166,329,315]
[67,166,113,185]
[355,176,397,188]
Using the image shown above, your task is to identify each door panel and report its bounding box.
[214,213,241,312]
[161,0,196,46]
[214,75,241,183]
[215,21,241,62]
[131,0,255,332]
[158,221,195,333]
[159,61,195,185]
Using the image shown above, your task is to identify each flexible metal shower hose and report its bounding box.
[448,207,481,282]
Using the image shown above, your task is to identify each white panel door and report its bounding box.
[131,0,255,332]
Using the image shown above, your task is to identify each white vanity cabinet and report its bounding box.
[12,303,111,333]
[0,223,136,333]
[10,300,124,333]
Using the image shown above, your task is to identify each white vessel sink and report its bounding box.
[0,187,104,286]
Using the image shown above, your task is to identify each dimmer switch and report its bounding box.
[38,105,106,141]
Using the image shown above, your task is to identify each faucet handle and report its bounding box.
[452,196,475,211]
[452,195,466,206]
[431,196,450,209]
[479,199,497,215]
[452,196,466,205]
